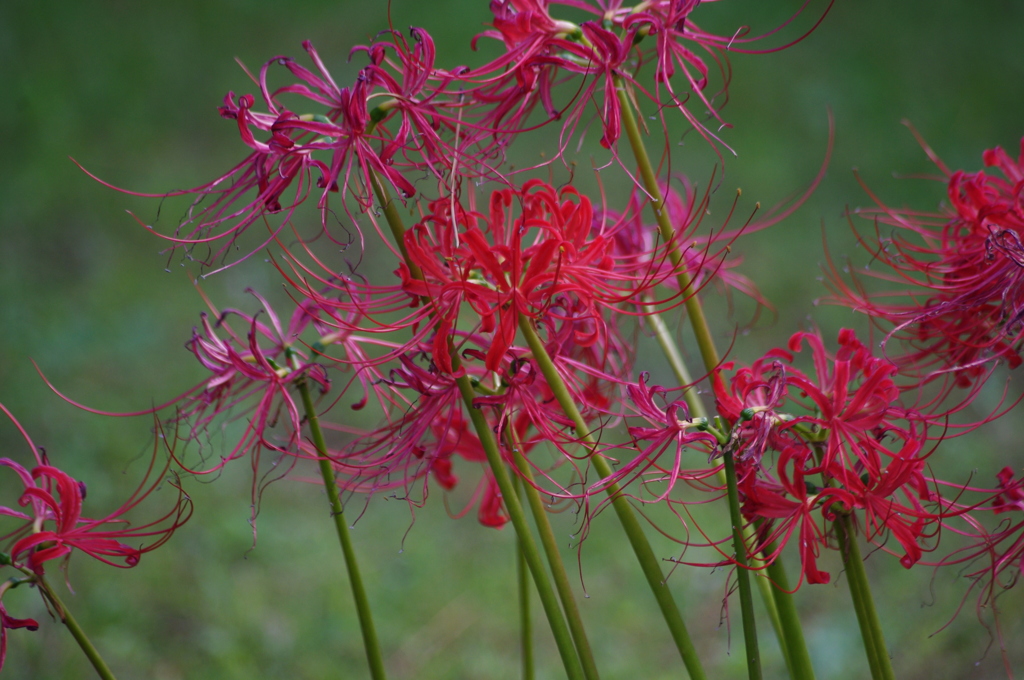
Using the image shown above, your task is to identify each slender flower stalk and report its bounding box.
[510,435,600,680]
[722,444,762,680]
[295,374,388,680]
[37,576,118,680]
[518,315,707,680]
[835,514,895,680]
[513,475,535,680]
[762,541,816,680]
[613,73,771,678]
[646,304,815,680]
[614,76,721,374]
[454,368,586,680]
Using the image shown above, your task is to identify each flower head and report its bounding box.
[829,136,1024,389]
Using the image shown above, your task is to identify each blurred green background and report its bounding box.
[2,1,1023,678]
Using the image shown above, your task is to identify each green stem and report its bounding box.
[647,307,703,417]
[618,78,820,680]
[722,448,762,680]
[763,548,816,680]
[368,170,423,283]
[753,562,792,675]
[455,371,586,680]
[651,311,817,679]
[518,316,707,680]
[38,576,117,680]
[513,475,535,680]
[614,77,720,374]
[835,514,894,680]
[511,441,601,680]
[298,379,388,680]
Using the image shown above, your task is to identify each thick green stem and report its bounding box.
[722,449,762,680]
[39,576,118,680]
[835,515,895,680]
[298,380,388,680]
[513,476,535,680]
[455,371,586,680]
[368,170,423,283]
[511,441,601,680]
[519,316,707,680]
[763,548,816,680]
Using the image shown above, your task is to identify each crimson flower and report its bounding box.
[712,330,946,583]
[0,406,189,671]
[402,180,646,374]
[739,443,848,585]
[3,464,184,574]
[608,373,717,502]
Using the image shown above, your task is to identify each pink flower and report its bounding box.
[828,136,1024,389]
[0,411,190,577]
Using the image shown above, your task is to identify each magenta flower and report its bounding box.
[178,289,329,461]
[3,464,186,574]
[469,0,831,158]
[0,407,191,577]
[321,344,513,528]
[0,405,189,671]
[604,373,717,502]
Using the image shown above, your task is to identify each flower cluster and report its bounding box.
[118,2,1021,603]
[28,0,1024,677]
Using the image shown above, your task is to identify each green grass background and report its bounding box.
[2,1,1024,677]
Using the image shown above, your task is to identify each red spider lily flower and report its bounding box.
[402,179,658,375]
[929,467,1024,662]
[714,329,950,581]
[0,416,191,577]
[621,0,832,148]
[176,291,329,473]
[325,347,511,528]
[712,356,789,461]
[601,373,717,502]
[84,37,461,271]
[992,466,1024,515]
[740,443,850,585]
[469,0,831,159]
[0,406,188,671]
[5,465,178,574]
[784,329,905,472]
[827,135,1024,389]
[973,469,1024,595]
